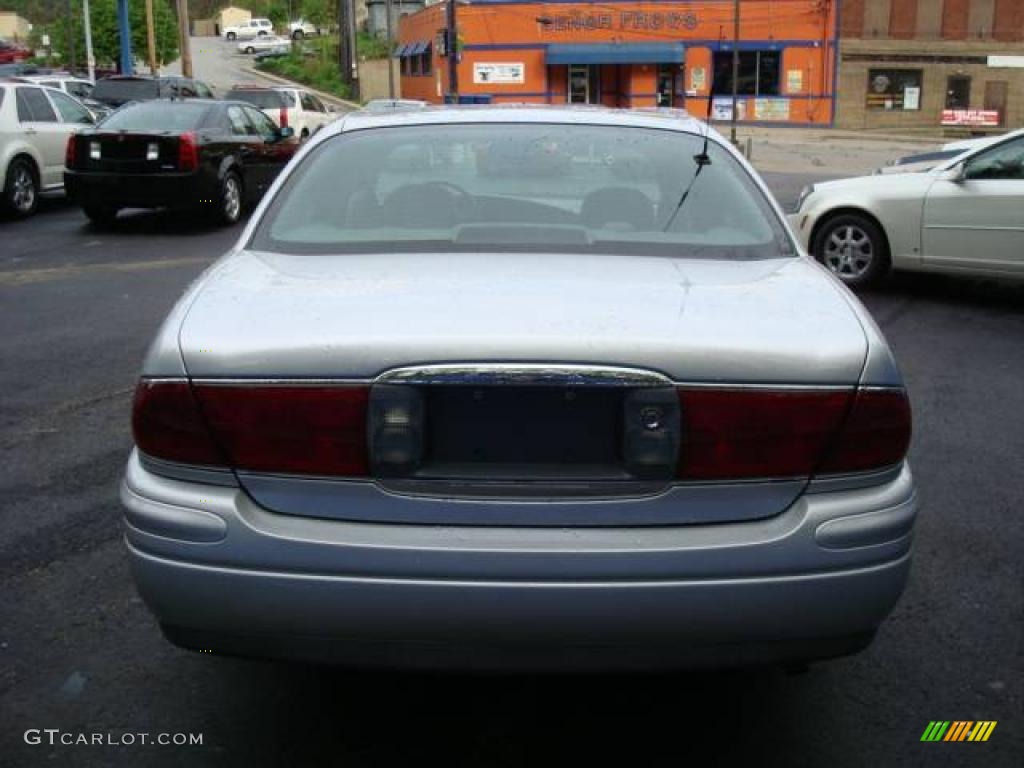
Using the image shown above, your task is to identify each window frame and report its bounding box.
[865,68,923,111]
[712,50,781,97]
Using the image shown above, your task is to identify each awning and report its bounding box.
[394,43,410,57]
[546,43,684,65]
[408,40,429,56]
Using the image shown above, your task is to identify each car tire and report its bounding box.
[300,128,310,142]
[292,30,304,39]
[811,213,890,288]
[83,203,119,227]
[258,30,267,36]
[245,46,255,54]
[226,32,236,40]
[214,171,243,226]
[3,157,39,218]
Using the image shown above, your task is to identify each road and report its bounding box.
[162,36,278,94]
[1,180,1022,767]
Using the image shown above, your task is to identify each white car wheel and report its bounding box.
[812,214,889,288]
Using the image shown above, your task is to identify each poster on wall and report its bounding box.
[941,109,1001,127]
[690,66,706,91]
[473,62,526,85]
[903,87,920,111]
[712,97,745,121]
[754,98,790,121]
[786,69,803,93]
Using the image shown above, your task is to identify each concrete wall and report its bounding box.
[360,58,403,101]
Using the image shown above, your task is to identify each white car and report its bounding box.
[790,128,1024,285]
[225,85,336,140]
[237,35,290,55]
[1,81,95,217]
[287,19,320,39]
[222,18,274,40]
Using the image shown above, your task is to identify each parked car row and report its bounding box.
[221,17,323,41]
[2,73,341,223]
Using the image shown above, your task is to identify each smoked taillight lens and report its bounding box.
[677,389,852,480]
[193,384,370,476]
[177,131,199,171]
[817,388,912,474]
[65,135,77,169]
[132,380,225,467]
[675,387,911,481]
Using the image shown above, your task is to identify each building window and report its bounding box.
[712,51,780,96]
[946,76,970,109]
[420,45,432,76]
[410,51,421,76]
[866,69,922,110]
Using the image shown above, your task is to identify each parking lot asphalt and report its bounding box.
[0,183,1021,768]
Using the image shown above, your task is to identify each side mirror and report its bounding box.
[277,125,295,141]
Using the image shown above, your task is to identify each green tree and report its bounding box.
[45,0,180,69]
[300,0,335,30]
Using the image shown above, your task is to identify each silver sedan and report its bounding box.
[123,107,916,670]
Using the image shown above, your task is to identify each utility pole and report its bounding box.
[66,0,77,71]
[145,0,158,75]
[446,0,458,101]
[83,0,95,82]
[385,0,394,98]
[730,0,740,145]
[176,0,193,77]
[117,0,133,75]
[337,0,359,99]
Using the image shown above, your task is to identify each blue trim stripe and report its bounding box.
[463,39,834,52]
[547,42,684,64]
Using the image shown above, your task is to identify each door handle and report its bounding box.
[24,127,37,135]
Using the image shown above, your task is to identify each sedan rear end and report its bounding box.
[123,109,917,670]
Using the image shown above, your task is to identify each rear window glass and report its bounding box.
[92,79,160,102]
[250,123,793,259]
[98,101,210,131]
[226,89,294,108]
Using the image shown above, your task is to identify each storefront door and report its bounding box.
[569,65,600,104]
[657,65,675,107]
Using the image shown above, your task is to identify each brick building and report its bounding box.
[837,0,1024,132]
[397,1,840,126]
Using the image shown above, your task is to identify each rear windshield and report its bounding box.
[92,79,160,102]
[226,89,294,108]
[250,123,793,259]
[98,101,210,131]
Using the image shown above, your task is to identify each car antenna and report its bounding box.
[661,78,715,232]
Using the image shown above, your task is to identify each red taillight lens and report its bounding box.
[278,107,288,128]
[677,389,852,480]
[65,135,77,169]
[177,131,199,171]
[193,385,370,477]
[132,380,226,467]
[818,388,912,474]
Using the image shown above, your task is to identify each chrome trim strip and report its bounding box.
[375,364,674,388]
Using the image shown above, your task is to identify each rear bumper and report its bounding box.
[64,170,216,209]
[122,450,918,669]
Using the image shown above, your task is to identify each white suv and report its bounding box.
[225,86,336,140]
[222,18,274,40]
[0,82,95,217]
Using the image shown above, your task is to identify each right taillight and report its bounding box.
[278,107,288,128]
[65,135,77,169]
[817,388,912,474]
[674,386,911,481]
[177,131,199,171]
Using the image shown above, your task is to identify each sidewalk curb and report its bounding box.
[241,66,362,111]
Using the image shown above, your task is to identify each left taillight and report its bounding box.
[133,380,371,477]
[177,131,200,171]
[65,135,77,169]
[132,380,226,467]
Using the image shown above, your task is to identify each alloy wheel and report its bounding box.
[823,224,874,279]
[222,176,241,223]
[11,165,36,213]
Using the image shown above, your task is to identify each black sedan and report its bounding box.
[65,99,297,226]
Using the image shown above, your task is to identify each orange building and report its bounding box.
[397,0,840,125]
